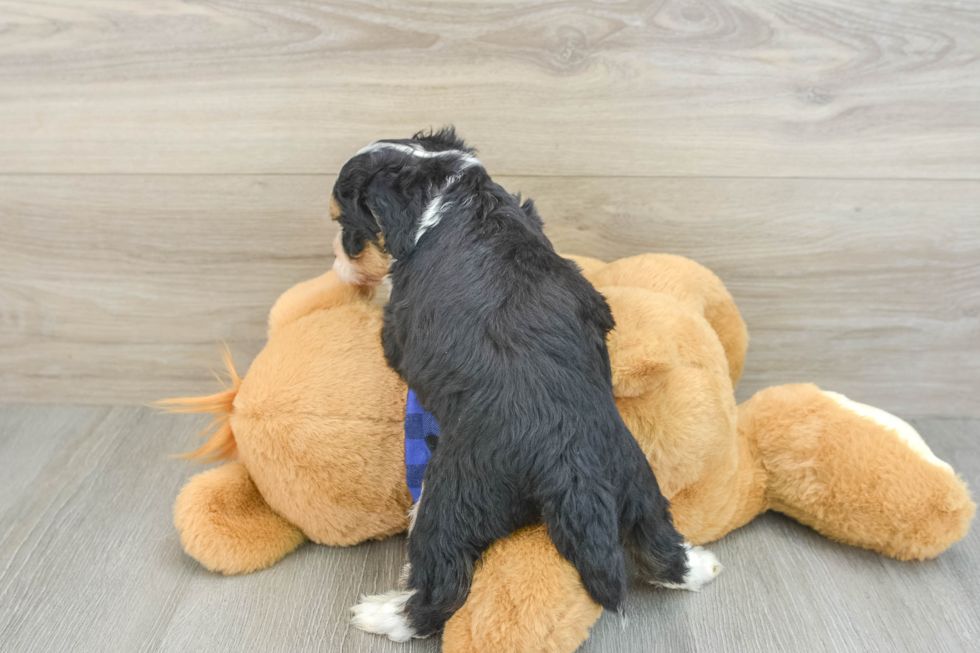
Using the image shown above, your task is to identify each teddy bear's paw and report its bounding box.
[657,544,723,592]
[351,590,418,642]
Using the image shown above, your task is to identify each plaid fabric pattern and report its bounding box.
[405,389,440,503]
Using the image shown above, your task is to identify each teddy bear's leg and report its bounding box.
[442,525,603,653]
[174,462,306,574]
[739,384,975,560]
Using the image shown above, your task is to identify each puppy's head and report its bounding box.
[330,127,479,287]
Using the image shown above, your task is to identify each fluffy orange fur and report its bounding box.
[157,345,241,462]
[169,257,974,653]
[174,462,306,574]
[742,384,976,561]
[443,526,603,653]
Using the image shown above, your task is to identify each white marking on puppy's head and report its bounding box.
[412,156,481,245]
[414,195,445,245]
[357,140,481,171]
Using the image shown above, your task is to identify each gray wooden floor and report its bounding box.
[0,405,976,653]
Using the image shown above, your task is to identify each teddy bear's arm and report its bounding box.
[268,270,373,335]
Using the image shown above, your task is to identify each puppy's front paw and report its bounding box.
[658,544,722,591]
[351,590,416,642]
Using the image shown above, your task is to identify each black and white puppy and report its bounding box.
[332,128,720,641]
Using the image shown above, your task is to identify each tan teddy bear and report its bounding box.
[164,253,974,653]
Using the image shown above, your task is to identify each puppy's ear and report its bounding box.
[364,170,426,260]
[332,157,383,260]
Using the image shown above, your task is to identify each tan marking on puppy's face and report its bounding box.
[358,238,392,285]
[332,231,391,287]
[329,194,341,221]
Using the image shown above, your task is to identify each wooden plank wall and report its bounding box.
[0,1,978,416]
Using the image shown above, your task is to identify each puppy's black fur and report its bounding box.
[333,128,689,636]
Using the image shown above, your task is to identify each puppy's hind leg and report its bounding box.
[624,464,722,591]
[538,467,628,611]
[353,461,504,640]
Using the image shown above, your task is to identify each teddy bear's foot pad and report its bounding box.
[657,544,722,591]
[351,590,417,642]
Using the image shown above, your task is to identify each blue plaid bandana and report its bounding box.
[404,390,440,503]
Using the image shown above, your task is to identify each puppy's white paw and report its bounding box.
[658,543,722,591]
[351,590,416,642]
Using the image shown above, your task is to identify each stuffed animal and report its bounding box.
[165,253,974,653]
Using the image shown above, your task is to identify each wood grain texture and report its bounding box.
[0,1,978,177]
[2,175,977,416]
[525,176,980,418]
[0,405,977,652]
[0,175,332,405]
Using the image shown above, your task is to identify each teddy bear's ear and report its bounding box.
[591,254,748,390]
[602,287,677,398]
[268,270,373,335]
[607,328,673,398]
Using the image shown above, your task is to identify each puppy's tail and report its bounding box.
[156,344,241,462]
